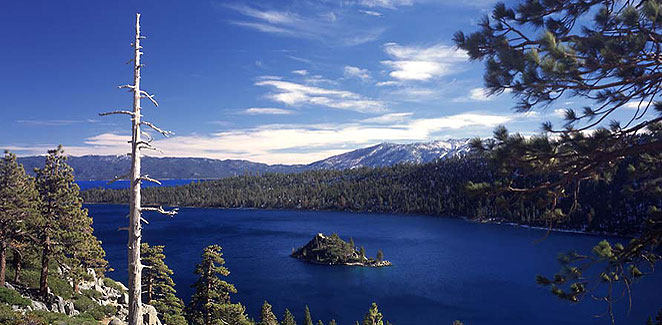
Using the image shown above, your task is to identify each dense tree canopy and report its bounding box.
[141,242,186,325]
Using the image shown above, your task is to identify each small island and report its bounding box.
[291,233,392,267]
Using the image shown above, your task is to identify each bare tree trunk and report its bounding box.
[0,241,6,287]
[40,235,50,298]
[127,12,144,325]
[99,12,176,325]
[12,249,21,284]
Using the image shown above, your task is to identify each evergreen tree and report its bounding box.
[455,0,662,320]
[281,308,296,325]
[359,247,366,259]
[303,305,313,325]
[376,250,384,262]
[361,303,383,325]
[259,301,278,325]
[187,244,250,325]
[316,321,323,325]
[34,146,106,297]
[0,151,40,287]
[328,320,336,325]
[141,243,186,325]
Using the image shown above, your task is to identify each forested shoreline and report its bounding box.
[81,155,653,236]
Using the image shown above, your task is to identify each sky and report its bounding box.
[0,0,645,164]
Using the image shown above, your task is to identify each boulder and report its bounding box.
[142,304,162,325]
[109,317,127,325]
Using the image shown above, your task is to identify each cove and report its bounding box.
[87,204,661,324]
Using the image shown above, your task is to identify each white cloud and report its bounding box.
[360,0,413,9]
[381,42,468,81]
[255,79,386,113]
[362,112,413,123]
[359,10,383,16]
[292,69,308,76]
[553,108,566,118]
[227,4,384,46]
[243,108,294,115]
[5,112,516,164]
[375,81,399,87]
[343,66,371,80]
[468,88,489,101]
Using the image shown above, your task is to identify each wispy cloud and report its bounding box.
[226,4,384,46]
[16,119,98,126]
[5,112,519,164]
[292,69,308,76]
[359,0,413,9]
[343,65,371,81]
[381,42,468,81]
[362,112,413,123]
[243,107,294,115]
[359,10,383,16]
[255,79,386,113]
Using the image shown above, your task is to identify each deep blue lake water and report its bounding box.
[87,204,661,324]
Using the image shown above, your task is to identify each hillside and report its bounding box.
[17,139,472,180]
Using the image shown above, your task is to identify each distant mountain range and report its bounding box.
[17,139,471,180]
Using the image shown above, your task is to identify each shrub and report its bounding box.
[103,277,126,293]
[0,287,30,307]
[80,288,102,300]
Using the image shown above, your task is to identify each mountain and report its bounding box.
[308,139,471,170]
[17,155,306,181]
[17,139,472,180]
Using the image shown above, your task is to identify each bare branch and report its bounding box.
[117,227,129,232]
[141,121,173,137]
[140,90,159,107]
[99,110,136,117]
[118,84,135,90]
[138,175,161,185]
[141,206,179,216]
[140,217,149,225]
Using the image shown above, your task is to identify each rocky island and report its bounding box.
[291,233,392,267]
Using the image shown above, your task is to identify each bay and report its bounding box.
[87,204,661,324]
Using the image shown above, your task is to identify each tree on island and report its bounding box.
[455,0,661,321]
[260,300,279,325]
[303,305,313,325]
[0,151,40,287]
[34,146,107,297]
[281,308,296,325]
[187,244,251,325]
[376,250,384,262]
[141,242,186,325]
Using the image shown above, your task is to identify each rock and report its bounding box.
[64,300,78,316]
[31,300,48,311]
[109,317,127,325]
[119,292,129,305]
[142,304,162,325]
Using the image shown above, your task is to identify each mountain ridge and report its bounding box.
[16,139,472,180]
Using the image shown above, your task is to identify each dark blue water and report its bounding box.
[88,205,661,324]
[77,179,204,190]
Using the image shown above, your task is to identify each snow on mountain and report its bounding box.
[307,139,472,170]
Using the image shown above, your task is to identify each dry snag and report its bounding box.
[99,13,177,325]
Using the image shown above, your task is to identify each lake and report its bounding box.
[87,204,661,324]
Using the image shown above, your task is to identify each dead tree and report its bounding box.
[99,13,177,325]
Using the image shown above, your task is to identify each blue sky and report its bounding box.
[0,0,642,164]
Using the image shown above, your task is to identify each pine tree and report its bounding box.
[303,305,313,325]
[361,303,383,325]
[141,243,186,325]
[281,308,296,325]
[316,321,323,325]
[260,301,278,325]
[187,244,250,325]
[376,250,384,262]
[0,151,40,287]
[455,0,662,320]
[328,320,336,325]
[34,146,107,297]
